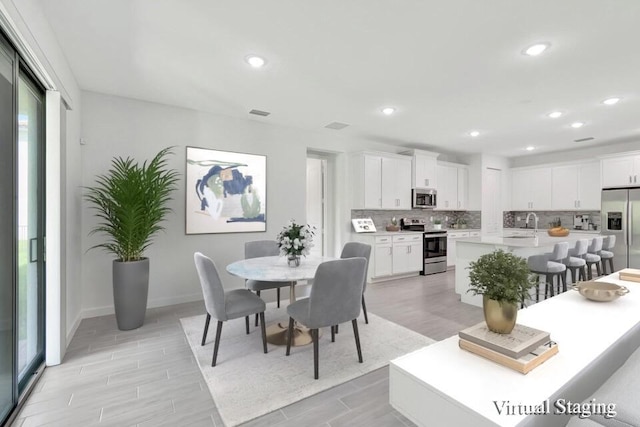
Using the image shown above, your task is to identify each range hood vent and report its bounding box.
[249,109,270,116]
[325,122,349,130]
[574,137,594,142]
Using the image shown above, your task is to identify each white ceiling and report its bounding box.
[41,0,640,157]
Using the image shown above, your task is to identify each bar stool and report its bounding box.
[528,242,569,301]
[563,239,588,284]
[600,235,616,275]
[585,236,604,280]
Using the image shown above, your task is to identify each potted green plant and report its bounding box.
[85,147,179,330]
[433,219,442,230]
[467,250,536,334]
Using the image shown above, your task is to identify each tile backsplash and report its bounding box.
[503,211,601,230]
[351,210,481,230]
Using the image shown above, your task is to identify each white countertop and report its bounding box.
[352,230,425,236]
[390,272,640,427]
[457,234,597,249]
[504,228,601,235]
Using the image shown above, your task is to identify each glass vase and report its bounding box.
[287,254,301,267]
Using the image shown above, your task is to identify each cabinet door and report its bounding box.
[363,155,382,208]
[530,168,552,210]
[578,161,601,210]
[511,169,531,210]
[392,243,409,274]
[602,157,634,188]
[396,157,413,209]
[551,165,579,210]
[374,244,393,277]
[457,168,468,210]
[436,165,457,210]
[634,156,640,185]
[381,157,397,209]
[408,242,423,271]
[436,165,448,209]
[414,155,438,188]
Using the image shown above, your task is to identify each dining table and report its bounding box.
[226,255,336,346]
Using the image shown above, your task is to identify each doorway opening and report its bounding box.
[306,151,335,256]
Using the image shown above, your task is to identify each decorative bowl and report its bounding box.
[547,227,570,237]
[571,281,630,302]
[386,225,400,232]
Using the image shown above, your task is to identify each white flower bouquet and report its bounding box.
[276,220,315,258]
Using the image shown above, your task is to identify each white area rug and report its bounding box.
[180,304,434,426]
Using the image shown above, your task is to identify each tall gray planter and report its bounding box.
[113,258,150,330]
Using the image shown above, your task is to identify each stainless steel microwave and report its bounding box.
[412,188,437,209]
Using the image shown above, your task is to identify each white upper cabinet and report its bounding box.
[511,167,552,211]
[601,155,640,188]
[351,152,412,210]
[457,167,468,210]
[435,162,468,210]
[551,162,600,210]
[577,162,601,210]
[412,154,438,189]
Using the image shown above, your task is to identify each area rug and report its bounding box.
[180,304,434,426]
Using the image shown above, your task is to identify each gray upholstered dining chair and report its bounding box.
[564,239,588,283]
[528,242,569,300]
[285,258,367,379]
[245,240,291,326]
[600,235,616,275]
[194,252,267,367]
[586,236,604,279]
[340,242,372,324]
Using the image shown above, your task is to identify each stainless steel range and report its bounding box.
[400,218,447,275]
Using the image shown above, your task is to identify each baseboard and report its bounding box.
[66,311,82,346]
[80,293,204,320]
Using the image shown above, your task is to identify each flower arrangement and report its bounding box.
[276,220,315,259]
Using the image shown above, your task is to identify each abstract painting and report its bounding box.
[186,146,266,234]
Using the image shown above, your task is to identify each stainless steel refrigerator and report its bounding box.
[601,188,640,269]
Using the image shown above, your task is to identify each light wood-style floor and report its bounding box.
[13,270,483,427]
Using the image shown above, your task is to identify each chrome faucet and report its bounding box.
[525,212,539,235]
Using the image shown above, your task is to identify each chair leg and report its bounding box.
[352,319,363,363]
[609,258,614,275]
[560,271,567,293]
[285,317,294,356]
[245,316,250,335]
[596,262,602,277]
[212,321,223,367]
[312,329,319,380]
[335,324,339,334]
[587,263,593,280]
[362,295,369,324]
[259,312,267,354]
[201,313,211,346]
[601,260,607,276]
[277,288,280,308]
[580,266,587,281]
[331,325,335,342]
[535,275,540,303]
[255,291,261,327]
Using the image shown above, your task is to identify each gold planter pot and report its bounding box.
[483,295,517,334]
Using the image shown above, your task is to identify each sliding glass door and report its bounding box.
[0,30,45,424]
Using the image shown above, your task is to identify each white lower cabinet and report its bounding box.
[392,235,423,275]
[354,233,423,280]
[447,232,470,267]
[374,240,393,277]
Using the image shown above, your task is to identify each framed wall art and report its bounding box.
[186,146,266,234]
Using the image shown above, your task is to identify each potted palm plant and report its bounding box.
[467,250,537,334]
[86,147,179,330]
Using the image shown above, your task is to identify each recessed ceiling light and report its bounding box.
[526,146,535,151]
[469,130,480,137]
[571,122,585,129]
[602,97,621,105]
[245,55,266,68]
[523,42,550,57]
[381,107,396,116]
[548,111,563,119]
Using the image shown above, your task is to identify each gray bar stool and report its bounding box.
[563,239,588,284]
[600,235,616,275]
[585,236,604,279]
[528,242,569,300]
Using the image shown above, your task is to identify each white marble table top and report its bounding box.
[226,255,337,282]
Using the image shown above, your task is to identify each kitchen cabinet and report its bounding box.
[601,155,640,188]
[551,162,600,210]
[392,234,423,275]
[412,153,438,188]
[351,152,412,209]
[447,231,470,267]
[436,163,468,210]
[373,237,393,278]
[510,167,552,210]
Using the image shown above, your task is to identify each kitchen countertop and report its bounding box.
[504,227,601,234]
[351,230,425,236]
[457,233,597,248]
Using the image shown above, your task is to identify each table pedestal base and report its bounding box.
[266,322,323,346]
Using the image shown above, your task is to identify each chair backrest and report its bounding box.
[340,242,372,291]
[571,239,589,258]
[307,258,367,328]
[245,240,280,259]
[588,236,604,254]
[194,252,227,321]
[603,235,616,250]
[550,242,569,262]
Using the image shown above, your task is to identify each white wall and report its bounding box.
[511,139,640,168]
[80,91,408,317]
[0,0,84,353]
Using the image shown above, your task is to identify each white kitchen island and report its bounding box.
[455,233,599,307]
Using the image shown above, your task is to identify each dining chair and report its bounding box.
[285,258,367,379]
[585,237,604,279]
[194,252,267,367]
[245,240,291,326]
[599,235,616,275]
[564,239,588,284]
[528,242,568,301]
[340,242,372,324]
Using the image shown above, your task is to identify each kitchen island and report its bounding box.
[455,233,599,307]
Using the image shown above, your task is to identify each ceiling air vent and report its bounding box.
[574,137,595,143]
[325,122,349,130]
[249,109,270,117]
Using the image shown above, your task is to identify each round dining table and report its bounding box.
[226,255,336,346]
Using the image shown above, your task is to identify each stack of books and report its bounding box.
[458,322,558,374]
[619,268,640,283]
